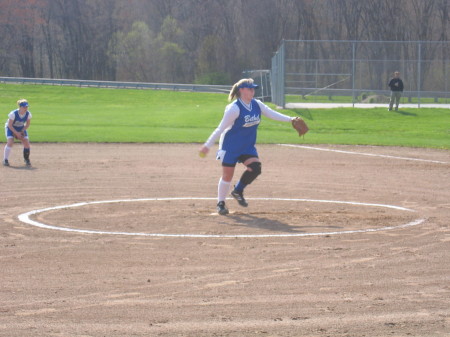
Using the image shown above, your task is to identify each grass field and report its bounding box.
[1,83,449,149]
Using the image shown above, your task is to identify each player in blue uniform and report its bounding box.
[3,99,32,167]
[199,78,295,215]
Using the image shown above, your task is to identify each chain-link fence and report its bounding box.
[242,70,272,102]
[271,40,450,108]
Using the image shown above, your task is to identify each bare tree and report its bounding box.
[0,0,49,77]
[0,0,447,84]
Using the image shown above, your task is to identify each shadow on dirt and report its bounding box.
[225,213,341,233]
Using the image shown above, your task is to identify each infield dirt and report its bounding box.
[1,143,449,336]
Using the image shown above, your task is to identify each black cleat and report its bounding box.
[231,189,248,207]
[217,201,229,215]
[3,159,9,166]
[25,159,31,167]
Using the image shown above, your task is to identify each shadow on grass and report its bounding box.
[393,109,417,116]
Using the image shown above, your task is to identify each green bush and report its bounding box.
[195,72,231,85]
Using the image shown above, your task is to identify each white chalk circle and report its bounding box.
[18,197,426,238]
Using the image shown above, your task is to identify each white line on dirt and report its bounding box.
[279,144,449,164]
[17,198,425,238]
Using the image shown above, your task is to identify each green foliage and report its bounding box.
[196,35,230,83]
[158,42,186,82]
[108,21,156,82]
[195,72,231,85]
[197,36,221,73]
[159,16,184,43]
[109,17,187,83]
[0,83,449,149]
[156,16,187,83]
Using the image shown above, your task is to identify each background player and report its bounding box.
[199,78,296,215]
[388,71,404,111]
[3,99,32,167]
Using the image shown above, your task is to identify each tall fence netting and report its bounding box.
[271,40,449,107]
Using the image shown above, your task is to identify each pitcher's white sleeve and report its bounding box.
[256,100,293,122]
[203,104,239,149]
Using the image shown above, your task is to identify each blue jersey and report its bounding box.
[219,99,261,160]
[5,109,30,132]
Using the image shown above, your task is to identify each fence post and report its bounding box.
[417,42,421,108]
[352,41,356,107]
[270,40,285,108]
[280,40,285,108]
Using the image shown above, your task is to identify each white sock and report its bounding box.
[4,146,11,160]
[218,178,231,202]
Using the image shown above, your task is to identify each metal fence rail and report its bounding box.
[0,77,230,94]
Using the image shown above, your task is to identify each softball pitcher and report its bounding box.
[3,99,32,167]
[199,78,296,215]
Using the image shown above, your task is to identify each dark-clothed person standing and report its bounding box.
[388,71,404,111]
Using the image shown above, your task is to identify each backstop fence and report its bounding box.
[271,40,450,108]
[242,70,272,102]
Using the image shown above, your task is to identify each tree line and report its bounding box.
[0,0,448,84]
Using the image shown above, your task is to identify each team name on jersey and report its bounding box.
[243,114,260,127]
[13,120,26,127]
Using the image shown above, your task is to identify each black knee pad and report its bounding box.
[240,162,262,185]
[23,148,30,160]
[248,161,261,175]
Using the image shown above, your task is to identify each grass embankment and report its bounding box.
[0,83,448,149]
